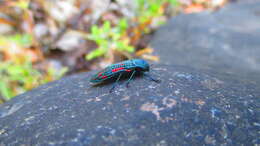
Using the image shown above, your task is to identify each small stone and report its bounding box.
[56,30,86,51]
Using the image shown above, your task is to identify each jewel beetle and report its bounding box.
[90,59,160,92]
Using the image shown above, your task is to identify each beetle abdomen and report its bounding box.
[90,60,135,83]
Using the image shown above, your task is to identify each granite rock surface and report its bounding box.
[0,65,259,145]
[150,0,260,84]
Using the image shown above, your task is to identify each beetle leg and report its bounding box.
[110,73,123,93]
[126,70,136,88]
[143,72,160,83]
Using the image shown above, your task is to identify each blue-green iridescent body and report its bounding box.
[90,59,149,83]
[90,59,159,92]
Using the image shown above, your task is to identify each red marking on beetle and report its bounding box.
[125,69,131,72]
[102,75,108,79]
[112,67,124,72]
[98,72,103,77]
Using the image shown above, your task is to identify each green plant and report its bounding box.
[0,59,67,100]
[86,19,134,60]
[0,34,32,48]
[0,33,67,101]
[0,60,40,99]
[85,0,179,61]
[135,0,179,28]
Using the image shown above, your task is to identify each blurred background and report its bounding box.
[0,0,230,103]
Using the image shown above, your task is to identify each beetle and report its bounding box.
[90,59,160,92]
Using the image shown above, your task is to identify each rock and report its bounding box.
[0,13,14,34]
[56,30,86,52]
[0,24,13,34]
[150,0,260,84]
[89,0,110,22]
[34,23,49,39]
[47,0,78,23]
[0,65,259,145]
[110,0,136,18]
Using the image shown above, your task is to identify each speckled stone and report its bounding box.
[150,0,260,84]
[0,65,259,145]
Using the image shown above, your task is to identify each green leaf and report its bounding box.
[118,19,128,33]
[0,81,12,99]
[125,46,134,52]
[103,21,111,33]
[168,0,179,6]
[11,34,32,46]
[115,41,134,53]
[16,0,30,9]
[86,48,106,60]
[92,25,100,35]
[0,34,32,47]
[112,33,121,41]
[150,3,160,13]
[7,65,23,75]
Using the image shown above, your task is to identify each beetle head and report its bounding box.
[133,59,149,71]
